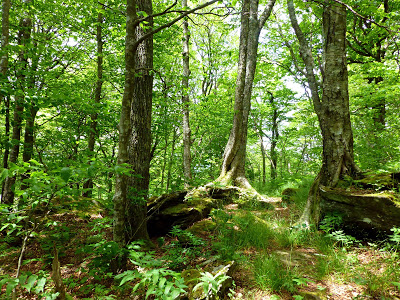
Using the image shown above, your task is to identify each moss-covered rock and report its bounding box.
[354,172,400,190]
[187,219,217,236]
[320,186,400,237]
[147,187,238,237]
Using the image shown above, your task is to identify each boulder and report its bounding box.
[320,186,400,238]
[147,187,239,237]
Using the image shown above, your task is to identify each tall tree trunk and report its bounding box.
[260,138,266,185]
[166,127,177,193]
[83,11,104,197]
[0,0,10,106]
[113,0,138,246]
[125,0,153,243]
[1,15,32,204]
[269,92,278,180]
[218,0,275,188]
[2,96,10,169]
[288,0,361,225]
[182,0,192,188]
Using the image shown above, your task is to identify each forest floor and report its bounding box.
[1,193,400,299]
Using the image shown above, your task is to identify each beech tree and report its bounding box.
[288,0,361,225]
[113,0,219,246]
[217,0,276,189]
[181,0,193,188]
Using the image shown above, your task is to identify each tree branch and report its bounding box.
[133,0,218,49]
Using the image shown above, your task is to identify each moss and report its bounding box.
[187,219,217,236]
[355,173,398,190]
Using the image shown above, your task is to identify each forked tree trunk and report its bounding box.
[218,0,275,188]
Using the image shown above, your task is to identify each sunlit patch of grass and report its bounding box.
[253,253,298,293]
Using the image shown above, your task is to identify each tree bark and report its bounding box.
[0,0,10,106]
[182,0,192,188]
[218,0,275,188]
[288,0,361,225]
[113,0,137,246]
[269,92,278,180]
[125,0,153,243]
[1,14,32,204]
[83,11,104,197]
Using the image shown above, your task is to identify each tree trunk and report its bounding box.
[166,127,177,193]
[182,0,192,188]
[260,138,266,185]
[2,96,10,169]
[269,92,278,180]
[125,0,153,243]
[83,11,104,197]
[113,0,137,246]
[318,1,360,187]
[0,0,11,106]
[218,0,275,189]
[288,0,361,225]
[1,15,32,204]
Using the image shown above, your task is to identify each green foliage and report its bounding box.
[253,254,297,293]
[211,209,275,261]
[163,226,206,270]
[0,272,57,300]
[320,213,358,247]
[115,242,187,299]
[193,271,231,299]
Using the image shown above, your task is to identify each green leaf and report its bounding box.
[60,167,72,182]
[158,277,166,289]
[170,289,181,299]
[87,165,96,177]
[145,285,155,299]
[164,281,173,295]
[23,274,38,293]
[392,282,400,290]
[34,277,46,293]
[0,168,9,184]
[118,272,136,286]
[152,271,159,285]
[6,278,19,297]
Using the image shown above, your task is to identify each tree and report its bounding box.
[0,0,11,176]
[1,4,32,204]
[217,0,276,189]
[113,0,219,246]
[182,0,193,188]
[288,0,361,225]
[83,9,104,197]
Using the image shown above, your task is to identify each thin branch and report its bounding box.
[133,0,219,49]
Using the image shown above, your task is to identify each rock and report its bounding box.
[320,186,400,238]
[354,172,400,190]
[187,219,217,236]
[147,187,239,237]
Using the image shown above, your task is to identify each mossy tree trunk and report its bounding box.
[218,0,275,189]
